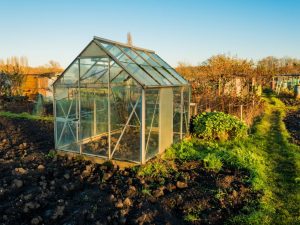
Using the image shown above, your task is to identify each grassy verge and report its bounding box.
[139,94,300,224]
[232,94,300,225]
[0,111,53,121]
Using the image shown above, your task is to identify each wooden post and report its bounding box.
[240,105,243,121]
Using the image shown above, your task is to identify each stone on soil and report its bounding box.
[12,179,23,188]
[176,181,188,189]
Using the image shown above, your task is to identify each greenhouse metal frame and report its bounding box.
[53,36,190,164]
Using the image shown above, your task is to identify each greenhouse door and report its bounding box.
[55,87,80,152]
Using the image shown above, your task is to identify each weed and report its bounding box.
[141,188,152,196]
[203,153,223,172]
[138,161,171,178]
[46,150,57,159]
[184,213,200,222]
[215,188,226,201]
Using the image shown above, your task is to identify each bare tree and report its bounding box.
[0,56,28,95]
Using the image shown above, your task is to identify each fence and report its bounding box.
[189,95,263,125]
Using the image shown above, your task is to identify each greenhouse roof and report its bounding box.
[54,36,189,88]
[92,36,188,87]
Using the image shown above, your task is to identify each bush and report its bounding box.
[191,112,248,141]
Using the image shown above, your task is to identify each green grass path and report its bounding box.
[251,95,300,224]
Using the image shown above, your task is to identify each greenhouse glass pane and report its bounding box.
[148,53,188,84]
[122,62,158,86]
[166,68,188,84]
[55,87,79,152]
[141,65,171,85]
[99,42,158,86]
[80,58,109,84]
[182,86,190,135]
[79,88,94,140]
[155,67,181,85]
[109,63,123,82]
[173,87,181,143]
[81,86,109,157]
[101,43,123,59]
[61,60,79,85]
[110,81,142,162]
[121,47,147,65]
[136,50,160,67]
[145,89,159,160]
[111,70,130,84]
[149,53,171,68]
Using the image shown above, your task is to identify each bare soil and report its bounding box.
[0,117,258,225]
[284,109,300,145]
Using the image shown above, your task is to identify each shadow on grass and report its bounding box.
[263,109,299,224]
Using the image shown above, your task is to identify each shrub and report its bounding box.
[191,112,248,141]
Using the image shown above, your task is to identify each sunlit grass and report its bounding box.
[161,93,300,224]
[228,94,300,224]
[0,111,53,121]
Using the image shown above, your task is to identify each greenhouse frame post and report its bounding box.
[53,87,57,149]
[188,86,191,134]
[93,91,96,136]
[78,59,82,154]
[140,89,146,164]
[108,57,111,159]
[180,87,184,139]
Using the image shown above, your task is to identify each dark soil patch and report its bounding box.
[0,117,257,225]
[284,109,300,145]
[280,97,300,107]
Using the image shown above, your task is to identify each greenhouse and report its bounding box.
[53,36,190,164]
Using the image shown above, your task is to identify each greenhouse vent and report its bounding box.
[53,36,190,164]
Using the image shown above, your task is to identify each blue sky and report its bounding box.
[0,0,299,68]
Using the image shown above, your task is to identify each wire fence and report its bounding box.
[189,92,263,125]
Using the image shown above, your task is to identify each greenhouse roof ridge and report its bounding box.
[93,36,155,53]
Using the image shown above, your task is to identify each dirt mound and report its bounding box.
[0,116,257,225]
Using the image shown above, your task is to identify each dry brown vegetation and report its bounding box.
[176,55,300,124]
[0,56,63,96]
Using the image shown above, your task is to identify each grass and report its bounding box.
[229,94,300,225]
[0,111,53,121]
[138,161,172,178]
[159,93,300,224]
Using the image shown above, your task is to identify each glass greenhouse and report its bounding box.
[53,36,190,164]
